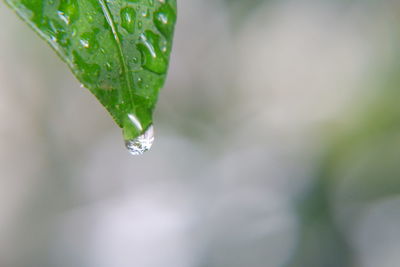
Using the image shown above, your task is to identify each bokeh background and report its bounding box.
[1,0,400,266]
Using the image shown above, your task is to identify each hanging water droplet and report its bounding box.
[125,125,154,155]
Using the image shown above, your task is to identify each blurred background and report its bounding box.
[1,0,400,266]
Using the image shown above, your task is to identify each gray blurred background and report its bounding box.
[1,0,400,266]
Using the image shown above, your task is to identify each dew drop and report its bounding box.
[79,31,99,50]
[105,62,112,71]
[57,0,79,25]
[137,31,167,74]
[142,9,149,18]
[80,38,89,48]
[125,125,154,155]
[120,7,136,34]
[153,3,176,38]
[57,11,70,25]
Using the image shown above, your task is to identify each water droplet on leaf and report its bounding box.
[105,62,112,70]
[154,3,176,39]
[120,7,136,34]
[137,31,167,74]
[57,0,79,25]
[125,125,154,155]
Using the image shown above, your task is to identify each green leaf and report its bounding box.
[5,0,177,144]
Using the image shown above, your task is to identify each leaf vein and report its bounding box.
[97,0,134,103]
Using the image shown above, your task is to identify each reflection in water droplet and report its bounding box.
[128,113,143,132]
[57,11,70,25]
[105,62,112,71]
[57,0,79,25]
[158,13,168,24]
[80,38,89,48]
[125,125,154,155]
[79,31,99,50]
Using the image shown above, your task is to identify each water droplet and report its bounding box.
[57,11,70,25]
[142,9,149,18]
[125,125,154,155]
[80,38,89,48]
[160,39,168,53]
[57,0,79,25]
[120,7,136,34]
[136,76,143,88]
[79,31,99,50]
[153,3,176,38]
[105,62,112,71]
[137,31,167,74]
[47,19,71,46]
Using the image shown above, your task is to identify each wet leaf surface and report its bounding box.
[5,0,177,141]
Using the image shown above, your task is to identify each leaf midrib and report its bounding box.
[97,0,134,106]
